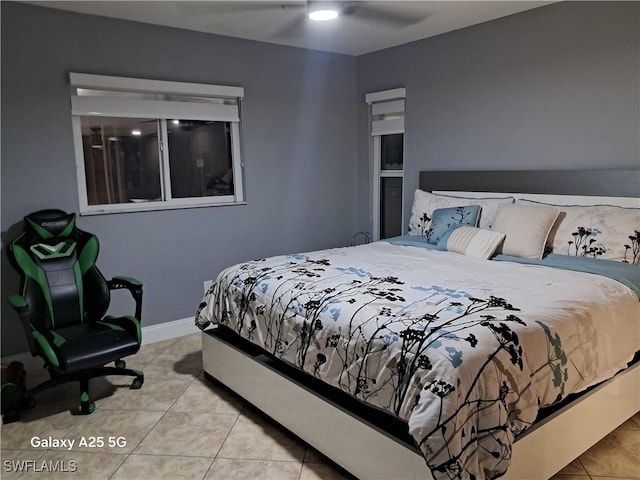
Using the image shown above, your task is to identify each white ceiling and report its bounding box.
[27,1,554,56]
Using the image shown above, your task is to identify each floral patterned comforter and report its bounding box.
[196,242,639,479]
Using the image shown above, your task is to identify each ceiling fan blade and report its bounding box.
[176,1,305,16]
[344,3,429,27]
[271,12,308,38]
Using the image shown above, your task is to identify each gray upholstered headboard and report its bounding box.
[419,170,640,198]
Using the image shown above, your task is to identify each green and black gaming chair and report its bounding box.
[6,209,144,415]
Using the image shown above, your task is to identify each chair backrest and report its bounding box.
[8,209,110,331]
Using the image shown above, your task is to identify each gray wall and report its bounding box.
[356,1,640,233]
[3,1,638,357]
[1,2,358,355]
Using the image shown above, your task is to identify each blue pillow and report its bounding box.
[426,205,481,245]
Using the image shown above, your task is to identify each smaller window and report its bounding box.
[70,73,245,215]
[366,88,406,241]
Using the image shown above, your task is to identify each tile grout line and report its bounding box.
[576,458,590,479]
[199,456,217,480]
[2,338,203,480]
[295,458,305,480]
[104,354,202,479]
[298,458,307,480]
[105,339,197,480]
[105,361,216,480]
[106,406,170,479]
[164,368,201,412]
[201,409,243,479]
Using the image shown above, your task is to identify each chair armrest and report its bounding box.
[107,276,143,321]
[109,276,142,288]
[8,294,28,311]
[7,295,38,356]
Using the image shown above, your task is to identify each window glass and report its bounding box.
[167,120,234,198]
[380,177,403,239]
[80,116,161,205]
[380,134,403,170]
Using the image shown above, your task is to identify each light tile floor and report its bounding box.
[1,333,638,480]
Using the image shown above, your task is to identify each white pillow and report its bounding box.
[436,226,506,260]
[491,204,559,259]
[408,190,514,235]
[517,199,640,263]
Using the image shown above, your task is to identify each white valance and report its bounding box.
[366,88,405,136]
[69,73,243,122]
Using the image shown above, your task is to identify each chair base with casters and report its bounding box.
[28,361,144,415]
[6,209,145,417]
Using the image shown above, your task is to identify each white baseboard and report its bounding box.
[1,317,196,373]
[140,316,196,345]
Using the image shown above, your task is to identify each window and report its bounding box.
[365,88,405,240]
[69,73,245,214]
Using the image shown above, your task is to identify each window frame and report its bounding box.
[69,73,245,215]
[365,88,406,241]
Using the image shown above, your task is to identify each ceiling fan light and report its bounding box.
[308,9,339,21]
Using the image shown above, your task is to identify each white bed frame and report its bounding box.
[202,170,640,479]
[202,331,638,480]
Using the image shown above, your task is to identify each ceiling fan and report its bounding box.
[294,1,427,26]
[177,1,429,37]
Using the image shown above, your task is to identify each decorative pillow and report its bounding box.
[491,203,559,259]
[408,190,514,235]
[427,205,481,244]
[437,226,506,260]
[517,199,640,264]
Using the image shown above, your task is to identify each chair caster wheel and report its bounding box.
[80,401,95,415]
[131,376,143,390]
[115,360,126,369]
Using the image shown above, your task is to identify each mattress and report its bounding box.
[196,241,639,479]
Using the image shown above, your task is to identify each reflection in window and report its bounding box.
[381,134,403,171]
[380,177,403,239]
[80,117,161,206]
[167,120,234,198]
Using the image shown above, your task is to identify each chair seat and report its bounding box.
[50,320,140,372]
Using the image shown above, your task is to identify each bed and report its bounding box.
[196,170,639,480]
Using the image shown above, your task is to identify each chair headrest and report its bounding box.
[24,210,76,239]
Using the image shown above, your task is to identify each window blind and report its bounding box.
[365,88,405,136]
[69,73,243,122]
